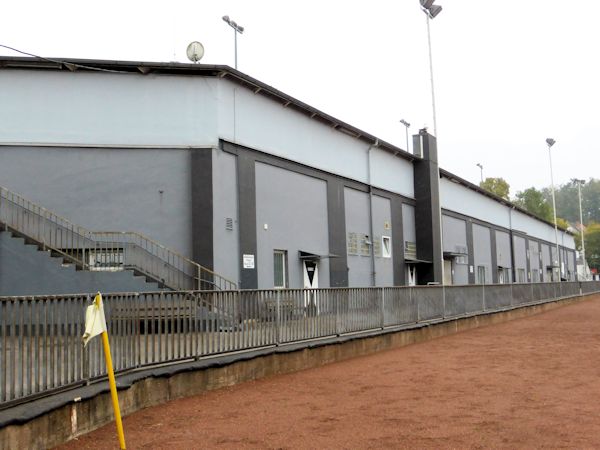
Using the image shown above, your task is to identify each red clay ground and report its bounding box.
[59,296,600,449]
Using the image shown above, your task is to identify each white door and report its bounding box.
[407,264,417,286]
[303,261,319,314]
[303,261,319,289]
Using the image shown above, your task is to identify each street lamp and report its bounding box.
[222,15,244,70]
[572,178,587,280]
[476,163,483,184]
[419,0,443,137]
[546,138,561,282]
[399,119,411,153]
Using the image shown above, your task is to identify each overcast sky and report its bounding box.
[2,0,599,195]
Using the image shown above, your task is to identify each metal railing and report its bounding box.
[2,281,600,409]
[0,186,236,291]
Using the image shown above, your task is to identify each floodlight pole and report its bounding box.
[575,179,587,280]
[400,119,411,152]
[223,15,244,70]
[476,163,483,184]
[547,138,561,282]
[425,13,438,137]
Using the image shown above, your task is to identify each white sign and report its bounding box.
[243,254,255,269]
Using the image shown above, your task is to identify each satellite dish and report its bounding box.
[186,41,205,63]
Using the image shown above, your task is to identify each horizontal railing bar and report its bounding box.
[1,281,599,410]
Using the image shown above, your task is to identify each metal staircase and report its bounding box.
[0,186,236,291]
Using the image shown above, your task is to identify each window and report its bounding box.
[381,236,392,258]
[273,250,288,289]
[476,266,486,284]
[532,269,540,283]
[517,268,526,283]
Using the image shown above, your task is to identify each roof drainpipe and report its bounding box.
[367,140,379,287]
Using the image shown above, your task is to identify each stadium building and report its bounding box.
[0,57,576,294]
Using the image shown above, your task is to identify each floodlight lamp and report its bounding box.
[546,138,556,148]
[429,5,443,18]
[420,0,435,8]
[222,15,230,23]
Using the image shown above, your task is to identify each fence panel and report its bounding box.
[3,282,600,409]
[512,284,532,305]
[413,286,443,321]
[382,288,416,327]
[483,285,512,310]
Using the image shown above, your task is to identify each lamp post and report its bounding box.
[476,163,483,184]
[546,138,561,282]
[419,0,443,137]
[400,119,411,153]
[222,15,244,70]
[573,178,587,280]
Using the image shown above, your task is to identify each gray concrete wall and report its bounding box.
[496,230,512,269]
[528,240,542,282]
[254,163,329,289]
[442,215,468,254]
[344,188,372,287]
[0,70,219,147]
[0,146,192,257]
[473,224,492,284]
[441,214,469,285]
[216,79,415,198]
[0,232,159,295]
[372,195,393,287]
[513,236,527,282]
[402,204,416,245]
[212,148,239,284]
[541,243,551,281]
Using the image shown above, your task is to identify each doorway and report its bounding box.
[443,259,453,285]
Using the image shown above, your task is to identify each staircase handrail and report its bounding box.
[0,186,236,291]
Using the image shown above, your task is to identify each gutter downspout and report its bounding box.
[367,140,379,287]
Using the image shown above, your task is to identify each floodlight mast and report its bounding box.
[546,138,561,281]
[419,0,443,137]
[222,15,244,69]
[572,178,587,280]
[400,119,411,152]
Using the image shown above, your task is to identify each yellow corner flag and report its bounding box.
[82,293,126,449]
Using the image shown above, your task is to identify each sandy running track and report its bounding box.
[58,296,600,449]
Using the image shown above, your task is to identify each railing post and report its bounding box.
[276,290,281,345]
[482,284,486,312]
[335,290,341,336]
[440,285,444,318]
[415,288,420,322]
[380,288,385,329]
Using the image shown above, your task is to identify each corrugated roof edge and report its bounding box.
[439,168,573,235]
[0,55,416,163]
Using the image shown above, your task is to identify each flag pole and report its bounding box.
[95,294,126,449]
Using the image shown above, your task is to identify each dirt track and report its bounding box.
[59,296,600,449]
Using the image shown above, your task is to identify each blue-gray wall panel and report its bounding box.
[212,149,240,284]
[0,146,192,257]
[255,163,329,289]
[0,232,159,296]
[345,187,372,287]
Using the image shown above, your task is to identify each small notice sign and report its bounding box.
[243,254,255,269]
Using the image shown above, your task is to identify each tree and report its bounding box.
[556,217,569,230]
[541,178,600,226]
[479,177,510,200]
[514,187,553,222]
[584,223,600,273]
